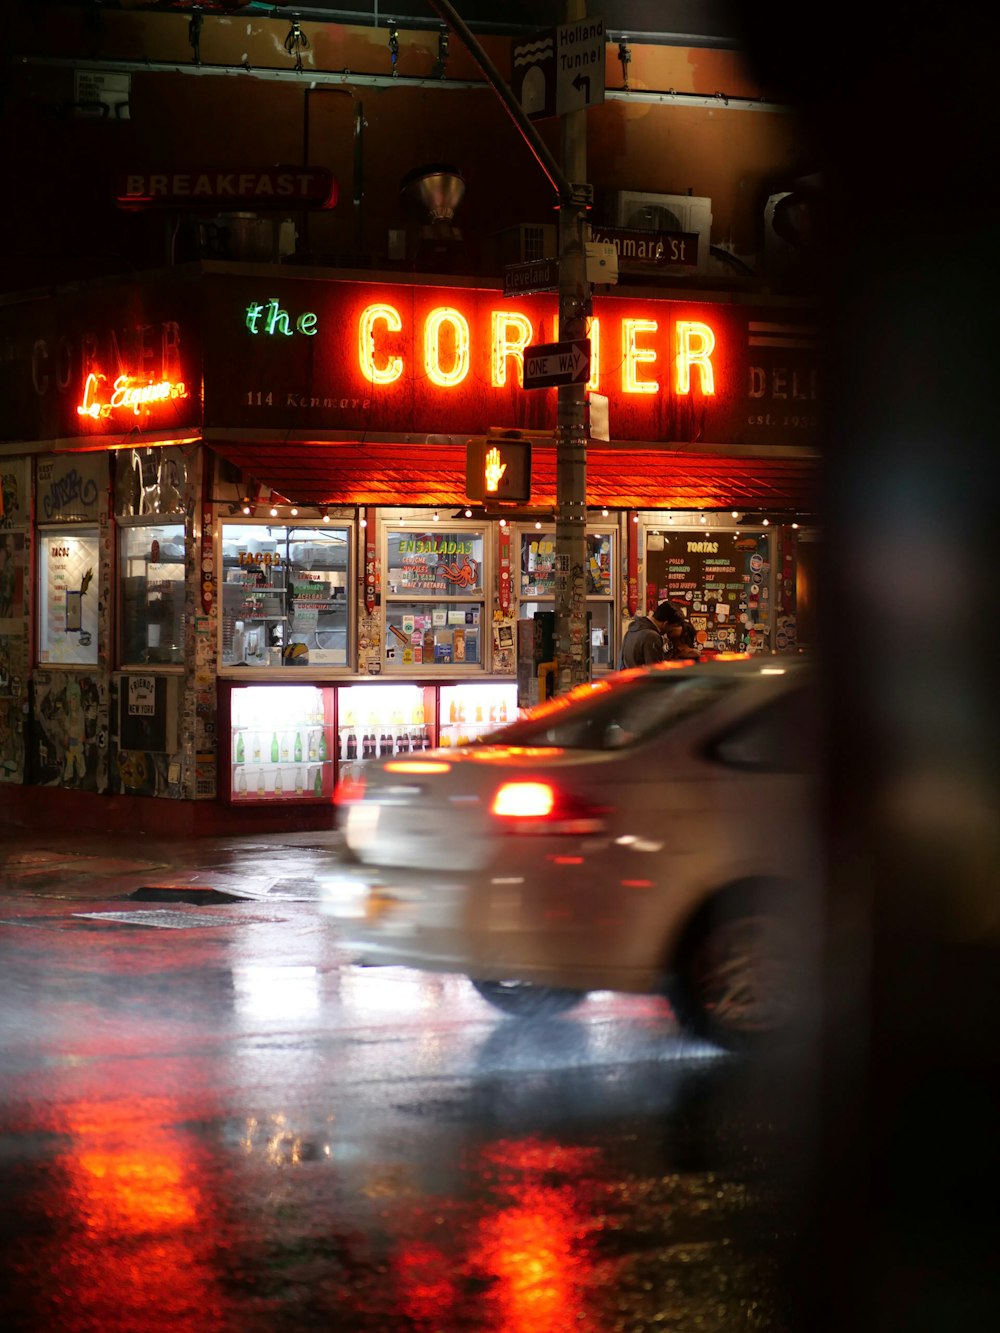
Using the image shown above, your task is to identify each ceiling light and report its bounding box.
[322,512,331,524]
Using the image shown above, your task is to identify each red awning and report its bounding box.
[207,439,819,517]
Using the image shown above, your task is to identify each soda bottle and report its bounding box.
[346,732,357,760]
[294,732,302,762]
[274,767,283,796]
[313,767,323,797]
[235,732,245,764]
[270,732,279,763]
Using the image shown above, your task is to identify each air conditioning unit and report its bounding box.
[492,223,558,267]
[610,192,713,272]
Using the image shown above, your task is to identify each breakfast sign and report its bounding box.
[203,274,820,449]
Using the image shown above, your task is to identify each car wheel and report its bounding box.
[669,891,802,1051]
[470,978,584,1018]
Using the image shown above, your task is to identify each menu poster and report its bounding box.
[646,532,771,651]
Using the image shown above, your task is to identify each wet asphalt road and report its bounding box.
[0,846,814,1333]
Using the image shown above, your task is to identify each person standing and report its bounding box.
[619,601,682,668]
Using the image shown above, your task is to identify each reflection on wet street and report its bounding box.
[0,899,809,1331]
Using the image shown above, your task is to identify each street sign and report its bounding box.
[503,256,559,297]
[523,339,591,390]
[511,15,606,120]
[555,16,606,116]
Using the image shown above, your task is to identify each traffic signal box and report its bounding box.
[465,434,532,503]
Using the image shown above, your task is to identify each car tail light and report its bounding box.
[490,780,607,834]
[333,772,365,806]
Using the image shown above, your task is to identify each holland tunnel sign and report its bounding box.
[201,274,821,450]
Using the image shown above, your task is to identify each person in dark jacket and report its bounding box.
[619,601,682,667]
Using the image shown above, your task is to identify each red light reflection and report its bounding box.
[469,1138,604,1333]
[52,1100,228,1331]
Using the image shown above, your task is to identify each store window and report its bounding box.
[37,527,100,666]
[644,529,771,652]
[220,523,352,670]
[119,522,186,666]
[383,526,486,669]
[518,527,616,672]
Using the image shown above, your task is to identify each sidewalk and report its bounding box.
[0,827,344,902]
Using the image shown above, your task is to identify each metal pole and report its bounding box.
[424,0,591,692]
[554,0,590,693]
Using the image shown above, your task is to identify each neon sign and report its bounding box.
[77,372,188,419]
[354,302,717,397]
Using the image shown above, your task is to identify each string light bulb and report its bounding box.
[290,507,299,517]
[601,508,609,517]
[359,517,367,528]
[269,506,278,517]
[762,517,770,526]
[322,512,331,523]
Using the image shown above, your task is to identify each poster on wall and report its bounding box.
[38,529,100,665]
[1,458,29,529]
[0,531,26,632]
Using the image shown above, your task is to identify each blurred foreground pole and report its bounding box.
[736,6,1000,1330]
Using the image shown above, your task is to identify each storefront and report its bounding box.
[0,264,819,833]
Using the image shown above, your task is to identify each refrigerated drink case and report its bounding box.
[224,683,336,803]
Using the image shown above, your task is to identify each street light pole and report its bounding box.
[424,0,592,694]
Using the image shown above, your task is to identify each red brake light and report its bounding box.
[490,781,607,834]
[333,772,365,805]
[491,781,555,818]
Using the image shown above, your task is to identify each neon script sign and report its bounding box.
[77,372,188,419]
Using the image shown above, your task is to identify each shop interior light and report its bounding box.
[762,517,770,526]
[464,508,473,518]
[322,512,331,523]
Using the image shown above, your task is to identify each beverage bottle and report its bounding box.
[237,768,247,795]
[270,732,279,763]
[308,730,317,760]
[313,767,323,797]
[257,769,267,797]
[294,767,304,796]
[274,767,283,795]
[346,732,357,760]
[396,732,410,754]
[380,733,392,757]
[449,699,458,723]
[252,733,261,762]
[499,700,508,722]
[280,733,289,761]
[294,732,302,762]
[318,730,327,761]
[235,732,245,764]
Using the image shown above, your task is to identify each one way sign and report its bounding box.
[523,339,591,389]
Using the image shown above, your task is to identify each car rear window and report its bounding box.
[480,674,738,751]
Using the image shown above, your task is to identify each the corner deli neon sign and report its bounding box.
[76,372,188,419]
[357,304,716,396]
[243,289,719,399]
[357,305,714,394]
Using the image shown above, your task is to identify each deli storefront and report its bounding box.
[0,264,819,833]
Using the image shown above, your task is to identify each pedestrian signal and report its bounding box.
[465,436,531,503]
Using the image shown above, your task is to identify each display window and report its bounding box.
[228,683,335,800]
[119,521,186,667]
[383,525,486,671]
[338,682,437,763]
[37,526,100,666]
[644,528,772,652]
[220,522,352,671]
[438,681,518,747]
[517,526,616,673]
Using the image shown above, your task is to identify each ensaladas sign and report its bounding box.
[203,275,820,448]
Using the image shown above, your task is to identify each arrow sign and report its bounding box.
[572,73,591,101]
[522,339,591,390]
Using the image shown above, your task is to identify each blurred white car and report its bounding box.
[321,656,821,1050]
